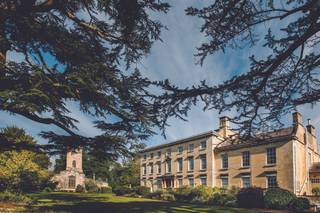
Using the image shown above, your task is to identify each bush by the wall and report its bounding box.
[99,187,112,193]
[289,197,310,213]
[133,186,150,197]
[312,187,320,196]
[208,193,236,206]
[264,188,296,210]
[160,191,175,201]
[85,180,99,193]
[113,186,131,196]
[0,191,33,204]
[236,187,264,208]
[172,186,193,202]
[75,185,85,193]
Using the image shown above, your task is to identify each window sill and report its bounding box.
[220,168,228,171]
[199,148,207,151]
[239,166,250,169]
[264,164,276,168]
[187,170,194,173]
[199,169,207,172]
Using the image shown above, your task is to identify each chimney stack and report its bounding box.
[307,120,316,137]
[292,112,303,126]
[219,116,230,138]
[220,116,230,129]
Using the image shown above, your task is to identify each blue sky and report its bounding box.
[2,1,320,151]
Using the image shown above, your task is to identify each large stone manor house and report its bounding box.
[140,112,320,195]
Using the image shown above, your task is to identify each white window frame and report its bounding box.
[221,153,228,169]
[177,158,183,172]
[200,155,207,170]
[188,144,194,152]
[188,177,194,187]
[266,174,277,188]
[242,151,250,167]
[242,176,251,188]
[149,163,153,174]
[188,157,194,171]
[200,140,207,149]
[221,176,228,188]
[143,164,146,175]
[200,176,207,186]
[178,146,183,154]
[266,147,276,165]
[157,161,161,174]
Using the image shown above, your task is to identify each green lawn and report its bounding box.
[24,192,263,213]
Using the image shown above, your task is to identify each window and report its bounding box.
[200,155,207,170]
[157,179,162,189]
[221,153,228,169]
[177,158,183,172]
[221,176,228,188]
[266,174,277,188]
[178,146,183,154]
[267,147,276,165]
[150,180,154,192]
[200,140,207,149]
[150,163,153,174]
[178,178,183,187]
[242,176,251,188]
[242,151,250,167]
[68,176,76,188]
[157,151,161,158]
[150,153,154,159]
[72,160,76,168]
[157,161,161,174]
[142,180,146,186]
[200,176,207,186]
[188,157,194,171]
[188,144,194,152]
[143,154,146,160]
[143,164,146,175]
[166,149,171,156]
[166,160,171,173]
[188,177,194,187]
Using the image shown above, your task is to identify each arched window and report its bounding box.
[72,160,76,168]
[68,176,76,189]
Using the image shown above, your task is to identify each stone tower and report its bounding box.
[66,149,83,172]
[52,148,86,191]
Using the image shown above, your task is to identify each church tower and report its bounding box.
[52,148,86,191]
[66,149,83,172]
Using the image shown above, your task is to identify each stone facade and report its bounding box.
[139,112,320,195]
[52,149,86,191]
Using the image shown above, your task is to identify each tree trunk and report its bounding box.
[0,16,8,64]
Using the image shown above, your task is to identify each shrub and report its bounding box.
[264,188,296,210]
[208,193,236,206]
[75,185,85,193]
[99,187,112,193]
[236,187,264,208]
[160,191,175,201]
[0,191,33,204]
[43,187,53,192]
[172,186,193,202]
[133,186,150,197]
[113,186,131,196]
[289,197,310,212]
[146,190,163,199]
[190,186,215,203]
[85,180,99,193]
[312,187,320,196]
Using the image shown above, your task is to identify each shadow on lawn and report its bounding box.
[28,193,255,213]
[31,201,248,213]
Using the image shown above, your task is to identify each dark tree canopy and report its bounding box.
[0,0,169,158]
[157,0,320,136]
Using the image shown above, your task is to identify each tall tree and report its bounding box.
[0,127,51,193]
[0,1,170,158]
[157,0,320,136]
